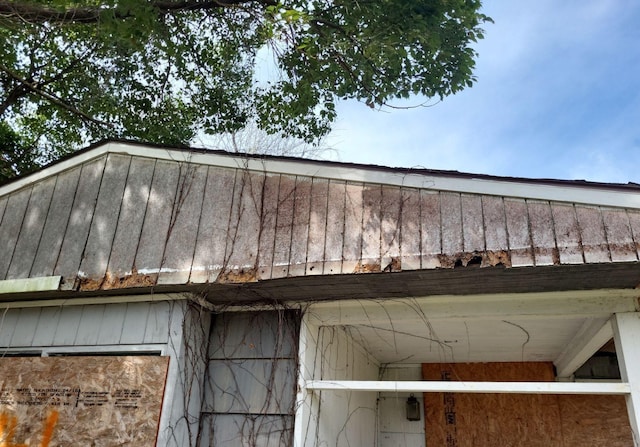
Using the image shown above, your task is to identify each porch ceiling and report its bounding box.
[306,289,640,368]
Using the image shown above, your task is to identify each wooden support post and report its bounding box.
[613,312,640,447]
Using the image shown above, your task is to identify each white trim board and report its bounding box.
[305,380,630,395]
[2,141,640,209]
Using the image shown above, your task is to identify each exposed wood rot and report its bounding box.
[382,257,402,272]
[438,250,512,269]
[217,268,259,284]
[80,268,157,291]
[353,262,382,273]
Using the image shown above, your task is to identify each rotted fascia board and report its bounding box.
[2,141,640,209]
[0,276,61,295]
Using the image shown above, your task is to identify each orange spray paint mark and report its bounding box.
[0,410,58,447]
[39,410,59,447]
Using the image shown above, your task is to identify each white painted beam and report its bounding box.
[613,313,640,446]
[307,290,640,325]
[305,380,630,395]
[554,318,613,378]
[0,276,61,294]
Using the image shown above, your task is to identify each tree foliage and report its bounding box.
[0,0,490,171]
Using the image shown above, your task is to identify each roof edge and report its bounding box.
[1,139,640,209]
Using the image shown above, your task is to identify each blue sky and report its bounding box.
[325,0,640,184]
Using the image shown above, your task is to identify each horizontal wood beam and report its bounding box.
[554,318,613,378]
[305,380,630,395]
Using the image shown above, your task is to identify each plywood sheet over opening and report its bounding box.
[422,362,632,447]
[0,356,169,446]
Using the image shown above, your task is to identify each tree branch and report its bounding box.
[0,63,113,127]
[0,0,276,24]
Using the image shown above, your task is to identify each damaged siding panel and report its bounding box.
[324,180,346,275]
[54,157,107,288]
[105,158,155,286]
[272,175,296,279]
[305,177,328,276]
[220,171,265,283]
[289,176,311,277]
[381,185,402,272]
[158,164,208,285]
[420,190,441,269]
[78,154,131,290]
[6,176,56,280]
[400,188,421,271]
[0,186,32,280]
[256,174,280,280]
[440,192,463,267]
[30,167,81,278]
[552,203,585,264]
[575,205,611,264]
[190,166,237,284]
[603,208,638,262]
[504,198,534,267]
[482,196,511,267]
[461,194,485,254]
[360,184,382,272]
[133,160,181,285]
[342,182,364,273]
[527,200,557,266]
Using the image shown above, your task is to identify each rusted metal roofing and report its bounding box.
[1,142,640,296]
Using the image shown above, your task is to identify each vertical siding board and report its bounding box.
[504,198,534,267]
[288,176,311,277]
[120,302,152,344]
[224,172,265,274]
[0,308,19,346]
[380,185,402,271]
[256,174,280,280]
[106,158,155,279]
[342,182,364,273]
[602,208,638,262]
[420,191,441,269]
[134,160,181,280]
[360,184,382,270]
[30,168,81,278]
[31,306,62,346]
[143,301,171,344]
[190,166,237,283]
[158,164,208,285]
[78,154,131,285]
[305,178,329,275]
[96,302,128,345]
[324,180,346,275]
[575,205,610,263]
[625,211,640,260]
[440,192,463,257]
[461,194,484,253]
[74,305,105,346]
[0,187,32,280]
[482,196,508,251]
[400,188,421,271]
[10,307,41,347]
[527,200,557,266]
[51,306,84,346]
[0,196,7,226]
[271,175,296,278]
[551,203,585,264]
[6,176,56,279]
[54,157,107,287]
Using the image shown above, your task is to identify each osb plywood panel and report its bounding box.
[0,356,169,446]
[422,362,633,447]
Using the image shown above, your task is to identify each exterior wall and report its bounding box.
[0,298,211,447]
[199,310,299,446]
[296,319,379,447]
[378,366,426,447]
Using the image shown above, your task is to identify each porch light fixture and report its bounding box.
[406,394,421,421]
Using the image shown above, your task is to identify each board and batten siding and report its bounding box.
[0,299,211,447]
[2,152,640,293]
